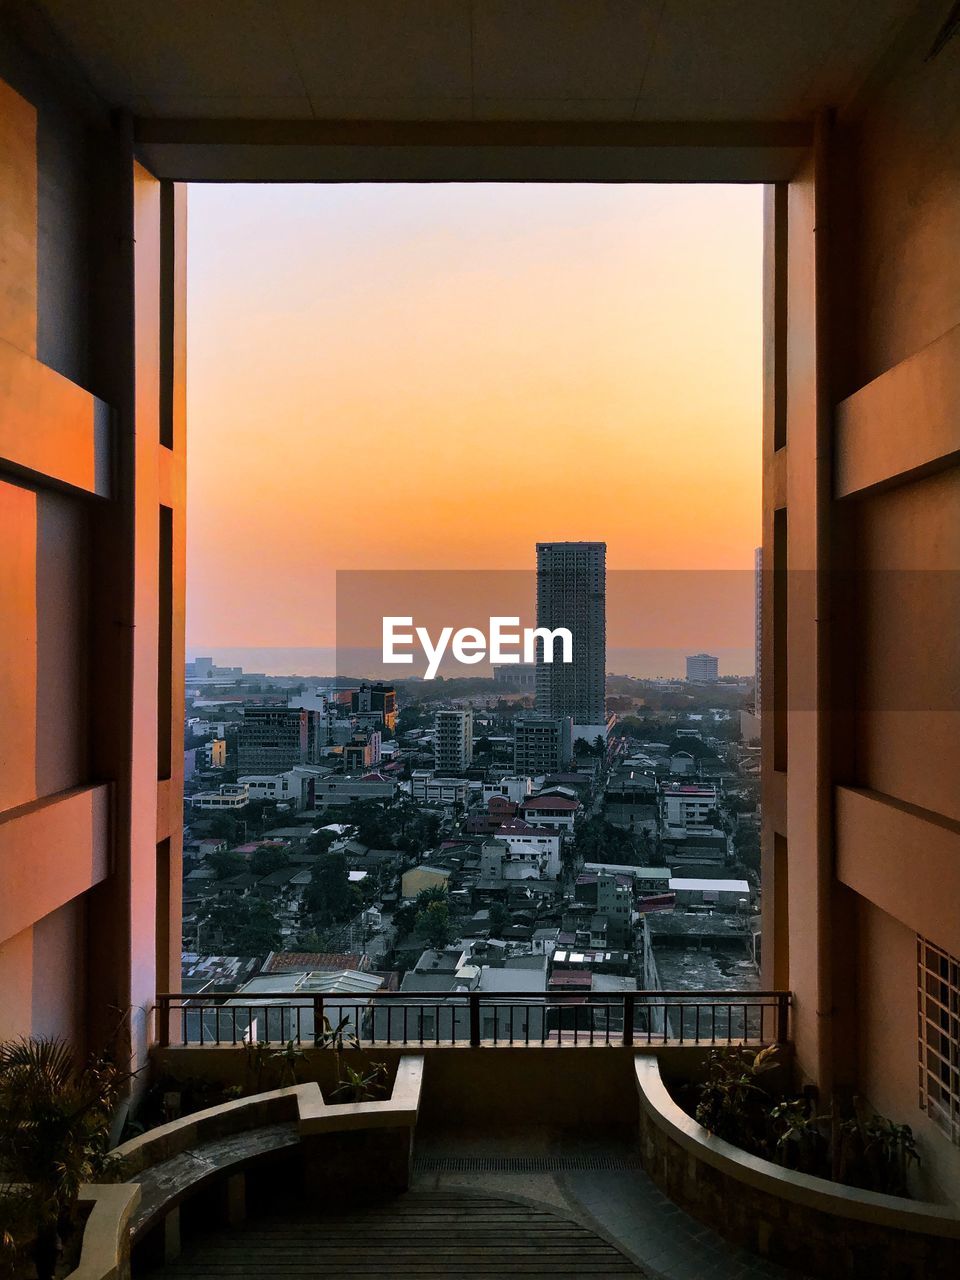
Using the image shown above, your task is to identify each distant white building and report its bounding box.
[661,784,718,834]
[482,776,534,806]
[686,653,719,682]
[410,771,471,806]
[518,792,580,833]
[435,709,473,773]
[496,819,562,878]
[669,878,751,911]
[191,783,249,811]
[238,765,336,809]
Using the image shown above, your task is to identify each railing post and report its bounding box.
[776,992,789,1044]
[469,992,481,1047]
[313,994,324,1044]
[622,992,635,1047]
[158,996,170,1049]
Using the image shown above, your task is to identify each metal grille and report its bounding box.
[918,935,960,1145]
[414,1155,643,1172]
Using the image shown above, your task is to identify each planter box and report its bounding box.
[635,1056,960,1279]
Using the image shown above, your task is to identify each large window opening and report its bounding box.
[179,182,763,1040]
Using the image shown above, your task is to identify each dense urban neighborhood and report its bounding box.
[181,664,761,1032]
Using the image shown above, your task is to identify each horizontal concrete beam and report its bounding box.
[134,118,811,183]
[0,784,111,944]
[835,785,960,956]
[0,337,111,497]
[835,323,960,499]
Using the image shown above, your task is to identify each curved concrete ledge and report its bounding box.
[635,1056,960,1235]
[66,1184,140,1280]
[635,1055,960,1278]
[112,1054,424,1174]
[66,1055,424,1280]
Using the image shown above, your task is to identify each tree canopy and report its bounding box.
[250,845,290,876]
[303,852,359,925]
[197,896,280,955]
[415,900,451,949]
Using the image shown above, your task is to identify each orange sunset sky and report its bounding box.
[186,183,762,654]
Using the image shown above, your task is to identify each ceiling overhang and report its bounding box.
[134,118,813,184]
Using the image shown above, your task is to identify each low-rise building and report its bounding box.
[401,864,452,899]
[495,819,562,878]
[669,877,752,911]
[410,772,471,806]
[519,793,580,833]
[191,783,249,811]
[660,783,719,835]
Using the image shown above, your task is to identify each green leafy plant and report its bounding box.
[313,1015,389,1105]
[0,1037,126,1280]
[690,1055,921,1197]
[240,1039,274,1096]
[314,1013,358,1054]
[836,1099,920,1196]
[769,1097,828,1175]
[694,1044,781,1155]
[329,1060,389,1104]
[270,1039,305,1088]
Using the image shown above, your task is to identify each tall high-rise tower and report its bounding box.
[435,709,473,774]
[535,542,606,734]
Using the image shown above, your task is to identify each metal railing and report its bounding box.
[157,989,790,1049]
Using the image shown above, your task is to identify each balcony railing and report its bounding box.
[157,989,790,1049]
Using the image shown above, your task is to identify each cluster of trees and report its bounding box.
[393,886,453,949]
[733,824,761,872]
[196,897,281,955]
[323,798,439,857]
[303,852,360,925]
[572,813,659,868]
[206,842,291,880]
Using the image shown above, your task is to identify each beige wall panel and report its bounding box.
[837,785,960,957]
[856,899,960,1204]
[836,322,960,498]
[0,479,38,813]
[0,901,86,1045]
[851,468,960,821]
[0,784,109,945]
[127,160,162,1063]
[31,898,86,1045]
[850,32,960,390]
[782,139,833,1088]
[35,491,89,796]
[0,924,33,1040]
[0,80,36,356]
[0,336,111,496]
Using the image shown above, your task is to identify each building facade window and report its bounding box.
[918,935,960,1145]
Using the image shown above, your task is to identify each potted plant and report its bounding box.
[0,1038,124,1280]
[315,1014,389,1102]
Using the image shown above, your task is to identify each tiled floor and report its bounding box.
[413,1126,805,1280]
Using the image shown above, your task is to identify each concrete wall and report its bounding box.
[763,3,960,1200]
[0,24,186,1070]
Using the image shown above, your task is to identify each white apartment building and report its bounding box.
[661,784,719,834]
[191,783,249,811]
[496,820,562,878]
[518,792,580,833]
[482,776,534,806]
[410,770,471,807]
[236,765,332,809]
[686,652,719,682]
[435,709,473,774]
